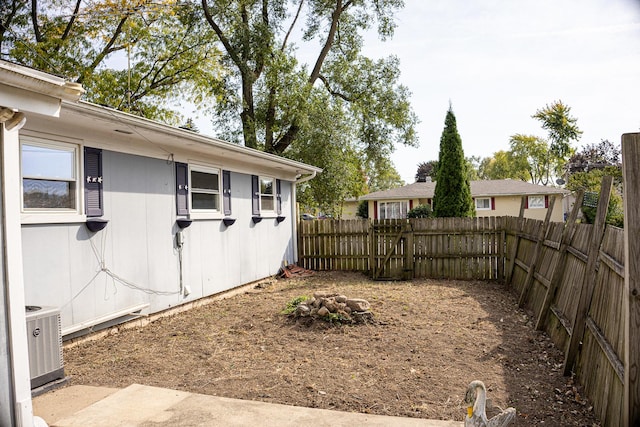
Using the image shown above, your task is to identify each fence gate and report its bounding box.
[370,219,414,280]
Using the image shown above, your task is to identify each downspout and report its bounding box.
[291,171,317,264]
[0,111,37,427]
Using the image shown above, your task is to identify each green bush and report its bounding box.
[407,204,433,218]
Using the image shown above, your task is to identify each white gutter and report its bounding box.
[64,100,322,177]
[0,60,84,102]
[295,170,318,185]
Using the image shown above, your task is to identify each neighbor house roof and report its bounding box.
[360,179,569,201]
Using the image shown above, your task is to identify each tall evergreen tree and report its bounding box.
[433,107,475,217]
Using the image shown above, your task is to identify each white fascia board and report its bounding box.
[0,84,63,117]
[63,100,322,178]
[0,60,84,111]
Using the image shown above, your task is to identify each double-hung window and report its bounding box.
[189,165,221,212]
[475,197,492,211]
[527,195,546,209]
[251,175,282,217]
[379,201,408,219]
[21,138,79,212]
[259,176,275,212]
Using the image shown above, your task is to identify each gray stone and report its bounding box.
[346,298,370,312]
[317,306,330,317]
[295,305,311,316]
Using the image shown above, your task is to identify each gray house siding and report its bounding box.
[21,149,295,336]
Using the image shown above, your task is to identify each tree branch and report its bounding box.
[79,14,129,83]
[281,0,304,51]
[318,74,352,101]
[309,0,343,84]
[60,0,81,41]
[31,0,43,42]
[201,0,245,73]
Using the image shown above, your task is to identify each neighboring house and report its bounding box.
[360,179,569,222]
[341,197,360,219]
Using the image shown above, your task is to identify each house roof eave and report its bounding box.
[60,100,322,178]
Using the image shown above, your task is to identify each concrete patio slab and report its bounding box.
[34,384,463,427]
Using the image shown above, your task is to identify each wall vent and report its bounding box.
[25,306,64,389]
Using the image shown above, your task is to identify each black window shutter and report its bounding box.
[176,162,189,216]
[251,175,260,216]
[84,147,103,217]
[223,170,231,216]
[276,179,282,215]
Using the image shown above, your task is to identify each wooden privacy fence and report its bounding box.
[298,216,504,280]
[297,194,626,425]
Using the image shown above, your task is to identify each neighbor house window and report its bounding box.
[527,195,546,209]
[21,138,79,212]
[475,197,494,211]
[189,165,221,212]
[379,201,408,219]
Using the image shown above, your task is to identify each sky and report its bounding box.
[192,0,640,184]
[362,0,640,183]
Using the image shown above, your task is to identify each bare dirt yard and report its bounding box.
[63,271,600,426]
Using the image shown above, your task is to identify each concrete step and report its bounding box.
[34,384,463,427]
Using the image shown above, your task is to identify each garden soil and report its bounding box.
[62,271,600,426]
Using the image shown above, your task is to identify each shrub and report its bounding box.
[407,204,433,218]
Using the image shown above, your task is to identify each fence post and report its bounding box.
[563,175,613,376]
[498,218,505,283]
[518,195,556,307]
[535,190,584,331]
[404,220,415,280]
[505,196,528,284]
[623,133,640,426]
[369,221,375,278]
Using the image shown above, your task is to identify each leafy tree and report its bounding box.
[567,139,621,173]
[407,204,432,218]
[367,157,405,192]
[465,156,481,181]
[433,107,475,218]
[200,0,415,213]
[564,139,623,227]
[567,167,624,227]
[532,100,582,182]
[415,160,438,182]
[200,0,418,154]
[2,1,223,124]
[508,134,551,185]
[478,150,528,181]
[287,92,367,217]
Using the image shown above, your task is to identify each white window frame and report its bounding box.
[259,176,276,215]
[188,164,222,218]
[378,201,408,219]
[475,197,491,211]
[528,195,545,209]
[20,135,84,224]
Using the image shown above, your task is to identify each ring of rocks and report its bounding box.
[287,292,375,325]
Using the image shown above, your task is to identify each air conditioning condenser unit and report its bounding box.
[25,305,64,389]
